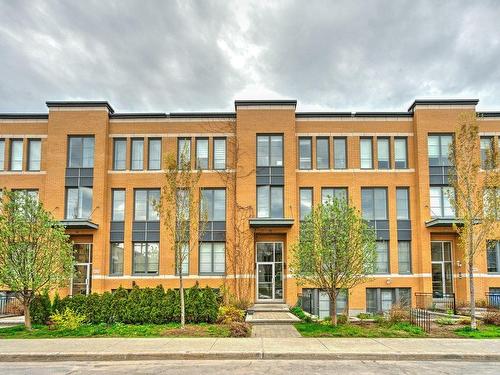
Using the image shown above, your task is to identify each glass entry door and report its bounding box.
[71,243,92,295]
[431,241,453,297]
[256,242,283,301]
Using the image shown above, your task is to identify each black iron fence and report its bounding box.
[415,292,456,314]
[409,308,431,333]
[0,296,23,316]
[485,293,500,309]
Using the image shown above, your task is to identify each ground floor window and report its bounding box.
[398,241,411,274]
[301,289,348,318]
[199,242,225,274]
[366,288,411,314]
[110,243,124,275]
[176,243,189,275]
[375,241,389,273]
[487,241,500,273]
[133,242,159,275]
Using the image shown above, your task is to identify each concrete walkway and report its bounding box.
[0,337,499,362]
[251,324,301,338]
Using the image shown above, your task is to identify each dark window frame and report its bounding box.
[316,136,330,170]
[377,137,391,170]
[360,137,374,169]
[130,138,144,171]
[213,137,227,170]
[9,138,23,171]
[298,136,312,170]
[394,137,408,169]
[27,138,41,171]
[198,242,226,275]
[132,241,159,275]
[67,135,95,168]
[299,187,313,221]
[177,137,192,167]
[333,137,348,169]
[109,242,124,276]
[133,188,160,222]
[256,133,284,167]
[195,137,209,170]
[148,138,162,171]
[113,138,127,171]
[111,188,126,221]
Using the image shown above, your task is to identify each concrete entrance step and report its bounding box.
[248,303,290,313]
[246,311,300,325]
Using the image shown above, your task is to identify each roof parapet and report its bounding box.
[408,99,479,112]
[46,101,115,114]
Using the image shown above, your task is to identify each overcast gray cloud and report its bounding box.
[0,0,499,113]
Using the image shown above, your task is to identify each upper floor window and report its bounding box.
[66,187,93,219]
[257,135,283,167]
[377,138,390,169]
[10,139,23,171]
[176,189,189,222]
[430,186,454,218]
[131,138,144,170]
[321,187,348,204]
[484,188,500,219]
[134,189,160,221]
[113,138,126,170]
[396,188,410,220]
[299,137,312,170]
[178,138,191,166]
[201,189,226,221]
[316,137,329,169]
[394,137,408,169]
[0,139,4,171]
[375,241,389,274]
[299,188,313,221]
[480,136,494,169]
[360,138,373,169]
[112,189,125,221]
[257,186,283,218]
[148,138,161,170]
[361,188,387,220]
[428,134,453,166]
[196,138,209,170]
[213,138,226,170]
[68,136,94,168]
[13,189,39,202]
[27,139,41,171]
[334,137,347,169]
[487,241,500,273]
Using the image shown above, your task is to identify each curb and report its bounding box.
[1,352,499,362]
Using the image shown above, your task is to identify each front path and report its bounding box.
[251,324,301,338]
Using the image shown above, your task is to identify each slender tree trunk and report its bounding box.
[468,255,477,330]
[180,273,185,328]
[23,299,32,330]
[330,292,337,326]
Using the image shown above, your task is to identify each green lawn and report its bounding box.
[294,322,426,338]
[0,323,231,339]
[454,325,500,339]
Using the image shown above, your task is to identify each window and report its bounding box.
[398,241,411,274]
[377,138,390,169]
[361,188,387,220]
[484,188,500,219]
[375,241,389,273]
[333,137,347,169]
[178,138,191,166]
[480,136,494,169]
[133,242,159,275]
[148,138,161,170]
[316,137,329,169]
[299,137,312,169]
[321,188,348,204]
[360,138,373,169]
[176,243,189,275]
[394,138,408,169]
[201,189,226,221]
[428,134,453,166]
[110,243,124,275]
[112,189,125,221]
[396,188,409,219]
[113,139,126,170]
[68,136,94,168]
[10,139,23,171]
[257,185,283,218]
[0,139,4,170]
[131,138,144,170]
[366,288,411,314]
[27,139,41,171]
[213,138,226,170]
[134,189,160,221]
[430,186,454,218]
[196,138,209,169]
[13,189,39,202]
[300,188,313,221]
[199,242,225,274]
[176,189,189,222]
[66,187,93,219]
[257,135,283,167]
[487,241,500,273]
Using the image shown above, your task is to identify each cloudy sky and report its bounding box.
[1,0,499,113]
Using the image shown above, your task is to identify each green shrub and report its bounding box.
[51,293,62,314]
[50,308,86,330]
[30,292,52,325]
[228,322,251,337]
[482,310,500,326]
[436,317,455,325]
[218,305,245,324]
[337,314,348,324]
[373,314,386,324]
[357,313,371,320]
[290,306,311,322]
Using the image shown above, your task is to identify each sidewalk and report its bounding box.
[0,337,499,362]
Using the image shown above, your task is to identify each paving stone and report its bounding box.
[251,324,301,338]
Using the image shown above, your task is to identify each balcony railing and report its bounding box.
[0,296,23,316]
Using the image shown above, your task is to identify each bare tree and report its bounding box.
[448,112,500,329]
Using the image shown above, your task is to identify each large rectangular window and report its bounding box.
[300,188,313,221]
[113,138,126,170]
[430,186,454,218]
[213,138,226,170]
[110,243,124,275]
[377,138,390,169]
[68,136,94,168]
[299,137,312,170]
[27,139,41,171]
[316,137,329,169]
[396,188,409,220]
[398,241,411,274]
[66,187,93,219]
[257,186,283,218]
[428,134,453,166]
[480,136,494,169]
[131,138,144,170]
[133,242,159,275]
[0,139,4,171]
[148,138,161,170]
[112,189,125,221]
[375,241,389,273]
[394,137,408,169]
[201,189,226,221]
[196,138,209,170]
[360,138,373,169]
[178,138,191,166]
[10,139,23,171]
[487,241,500,273]
[199,242,225,274]
[366,288,411,314]
[176,243,189,275]
[321,187,348,204]
[333,137,347,169]
[134,189,160,221]
[257,135,283,167]
[361,188,388,220]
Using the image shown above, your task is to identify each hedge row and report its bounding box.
[30,284,219,325]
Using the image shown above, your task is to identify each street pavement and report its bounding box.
[1,360,499,375]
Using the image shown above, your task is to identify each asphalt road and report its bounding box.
[1,360,499,375]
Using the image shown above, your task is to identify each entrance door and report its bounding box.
[256,242,283,301]
[71,243,92,296]
[431,241,453,297]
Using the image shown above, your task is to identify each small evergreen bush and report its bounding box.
[30,292,52,325]
[50,308,86,330]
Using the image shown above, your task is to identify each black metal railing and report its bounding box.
[0,296,23,316]
[415,292,456,314]
[409,308,431,333]
[485,293,500,309]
